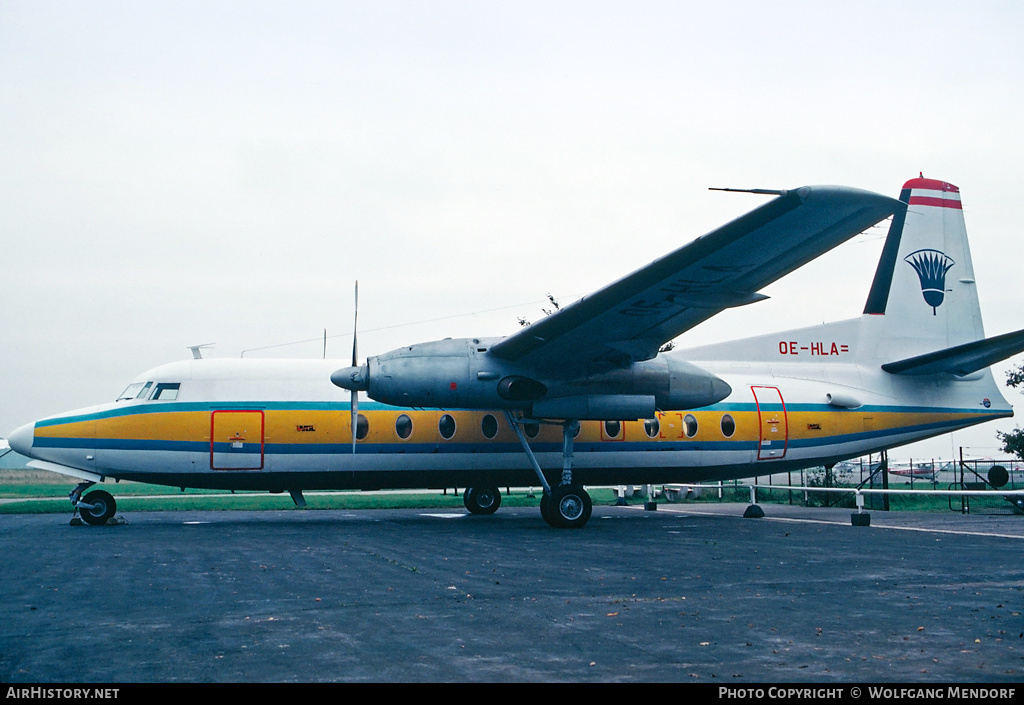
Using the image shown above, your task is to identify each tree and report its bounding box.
[518,293,561,328]
[518,293,678,353]
[997,363,1024,459]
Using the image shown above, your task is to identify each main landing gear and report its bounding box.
[504,412,593,529]
[71,482,118,526]
[539,483,593,529]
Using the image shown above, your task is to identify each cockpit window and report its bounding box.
[151,383,181,401]
[116,381,153,402]
[117,384,143,401]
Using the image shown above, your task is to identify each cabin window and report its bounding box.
[683,414,698,438]
[524,422,540,439]
[481,414,498,439]
[644,418,660,438]
[151,383,181,401]
[604,420,621,438]
[356,413,369,440]
[720,414,735,438]
[439,414,456,440]
[395,414,413,439]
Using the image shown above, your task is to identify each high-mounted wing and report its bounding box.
[490,186,903,371]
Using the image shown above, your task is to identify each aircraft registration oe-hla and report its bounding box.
[8,176,1024,528]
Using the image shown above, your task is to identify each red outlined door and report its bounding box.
[751,386,788,460]
[210,410,265,470]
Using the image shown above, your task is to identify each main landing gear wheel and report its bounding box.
[541,484,592,529]
[464,486,502,515]
[79,490,117,526]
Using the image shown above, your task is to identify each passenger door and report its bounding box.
[210,410,265,470]
[752,386,788,460]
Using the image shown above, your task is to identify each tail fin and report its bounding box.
[862,176,985,358]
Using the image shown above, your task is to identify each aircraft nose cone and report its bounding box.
[8,422,36,457]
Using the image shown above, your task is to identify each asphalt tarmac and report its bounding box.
[1,502,1022,683]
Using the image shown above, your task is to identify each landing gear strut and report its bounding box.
[505,412,593,529]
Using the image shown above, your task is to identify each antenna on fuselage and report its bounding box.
[708,187,787,196]
[187,343,215,360]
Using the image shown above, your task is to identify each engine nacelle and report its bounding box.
[559,357,732,412]
[346,338,521,409]
[365,339,474,408]
[532,394,656,420]
[332,337,732,418]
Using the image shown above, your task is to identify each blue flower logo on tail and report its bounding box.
[904,249,955,315]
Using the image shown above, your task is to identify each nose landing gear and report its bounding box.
[70,482,118,526]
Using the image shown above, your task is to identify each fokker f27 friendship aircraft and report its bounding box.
[9,177,1024,528]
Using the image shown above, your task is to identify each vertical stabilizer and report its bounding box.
[862,177,984,358]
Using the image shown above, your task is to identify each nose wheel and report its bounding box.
[70,482,117,526]
[77,489,117,526]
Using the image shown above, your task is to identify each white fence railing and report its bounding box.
[745,482,1024,514]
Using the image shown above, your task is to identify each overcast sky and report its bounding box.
[3,1,1023,460]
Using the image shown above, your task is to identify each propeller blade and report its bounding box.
[351,281,359,454]
[351,392,358,455]
[352,281,359,367]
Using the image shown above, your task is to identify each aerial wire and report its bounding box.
[239,294,573,357]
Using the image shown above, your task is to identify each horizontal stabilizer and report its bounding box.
[881,328,1024,377]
